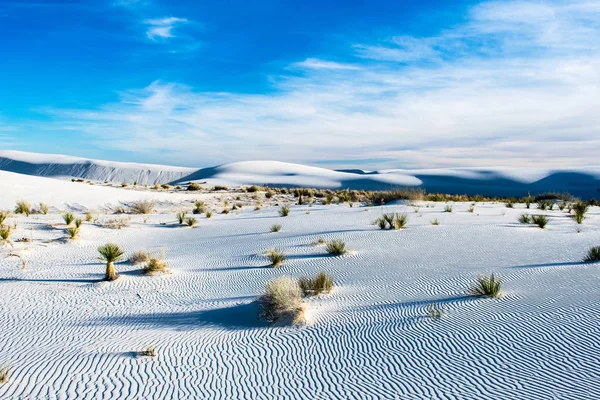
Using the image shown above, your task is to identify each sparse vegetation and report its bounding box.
[66,227,80,240]
[270,224,282,233]
[0,226,12,243]
[470,273,502,298]
[85,211,94,222]
[98,243,125,281]
[187,182,202,191]
[518,213,531,224]
[259,276,304,324]
[0,365,10,384]
[205,211,213,218]
[279,206,290,217]
[427,304,445,321]
[177,211,187,224]
[583,246,600,263]
[193,201,206,214]
[531,215,549,229]
[99,217,130,229]
[130,200,155,214]
[130,250,150,265]
[39,203,49,215]
[572,202,589,224]
[0,211,8,225]
[266,249,287,267]
[63,212,75,226]
[298,272,334,296]
[15,200,31,216]
[373,213,408,230]
[74,218,83,228]
[505,202,514,208]
[468,205,475,213]
[430,218,440,225]
[326,240,347,255]
[444,205,453,212]
[143,255,168,275]
[185,217,197,227]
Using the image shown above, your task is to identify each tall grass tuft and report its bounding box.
[0,226,12,242]
[518,213,531,224]
[279,206,290,217]
[266,249,287,267]
[193,201,206,214]
[531,215,549,229]
[98,243,125,281]
[470,273,502,298]
[15,200,31,216]
[85,211,94,222]
[270,224,282,233]
[63,212,75,226]
[326,240,347,255]
[66,227,80,240]
[130,200,155,214]
[0,211,8,225]
[130,250,150,265]
[74,218,83,228]
[186,217,197,227]
[373,213,408,230]
[583,246,600,263]
[298,272,334,296]
[176,211,187,224]
[39,203,49,215]
[259,276,304,324]
[572,202,589,224]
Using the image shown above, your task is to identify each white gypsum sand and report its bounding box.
[0,171,599,399]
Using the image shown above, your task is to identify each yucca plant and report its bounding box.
[193,201,206,214]
[531,215,548,229]
[279,206,290,217]
[63,212,75,226]
[298,272,334,296]
[583,246,600,263]
[470,273,502,298]
[0,211,8,225]
[39,203,49,215]
[518,213,531,224]
[391,213,408,229]
[176,211,187,224]
[572,202,589,224]
[266,249,287,267]
[0,226,12,243]
[15,200,31,216]
[186,217,196,227]
[66,227,80,240]
[326,240,347,255]
[270,224,282,233]
[74,218,83,228]
[98,243,125,281]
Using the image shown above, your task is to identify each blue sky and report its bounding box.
[1,0,599,169]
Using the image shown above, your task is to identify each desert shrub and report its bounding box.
[470,273,502,298]
[279,206,290,217]
[39,203,49,215]
[558,202,566,211]
[247,185,261,192]
[265,191,273,199]
[186,217,197,227]
[143,256,167,274]
[259,276,304,324]
[0,211,8,225]
[15,200,31,216]
[369,188,424,204]
[298,272,334,296]
[535,192,574,202]
[153,184,160,190]
[0,365,10,383]
[212,185,229,191]
[468,205,475,213]
[583,246,600,263]
[270,224,282,233]
[141,347,156,357]
[161,184,171,190]
[444,205,453,212]
[531,215,549,229]
[266,249,287,267]
[518,213,531,224]
[66,227,80,240]
[99,217,130,229]
[430,218,440,225]
[427,304,445,321]
[537,200,551,210]
[0,226,12,242]
[85,211,94,222]
[130,250,150,265]
[63,212,75,226]
[98,243,125,281]
[326,240,347,255]
[572,202,589,224]
[74,218,83,228]
[221,208,230,214]
[130,200,155,214]
[373,213,407,230]
[187,182,202,191]
[205,211,213,218]
[177,211,187,224]
[311,238,327,246]
[505,202,514,208]
[193,201,205,214]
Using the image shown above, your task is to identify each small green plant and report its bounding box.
[187,182,202,191]
[298,272,334,296]
[470,273,502,298]
[444,205,453,212]
[98,243,125,281]
[279,206,290,217]
[66,227,80,240]
[427,304,445,321]
[518,213,531,224]
[193,201,205,214]
[63,212,75,226]
[141,347,156,357]
[177,211,187,224]
[572,202,589,224]
[74,218,83,228]
[15,200,31,216]
[266,249,287,267]
[270,224,282,233]
[531,215,548,229]
[373,213,408,230]
[0,211,8,225]
[205,211,213,218]
[0,225,12,242]
[259,276,304,324]
[186,217,197,227]
[430,218,440,225]
[326,240,347,255]
[39,203,49,215]
[583,246,600,263]
[85,211,94,222]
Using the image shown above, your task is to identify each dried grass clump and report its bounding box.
[0,365,10,384]
[279,206,290,217]
[373,213,408,230]
[0,225,12,243]
[99,217,130,230]
[85,211,94,222]
[130,200,155,214]
[444,205,453,212]
[143,256,168,275]
[130,250,151,265]
[430,218,440,225]
[15,200,31,216]
[266,249,287,267]
[141,347,156,357]
[193,201,206,214]
[205,211,213,218]
[66,227,80,240]
[177,211,187,224]
[98,243,125,281]
[187,182,202,191]
[326,240,347,255]
[259,276,304,325]
[298,272,334,296]
[583,246,600,263]
[39,203,49,215]
[427,304,445,321]
[469,273,502,298]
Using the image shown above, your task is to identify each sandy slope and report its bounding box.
[0,177,599,399]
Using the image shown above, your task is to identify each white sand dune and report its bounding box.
[0,172,599,399]
[0,150,195,185]
[3,151,600,198]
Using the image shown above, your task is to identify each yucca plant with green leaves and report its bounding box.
[66,227,80,240]
[266,249,287,267]
[470,273,502,298]
[39,203,49,215]
[518,213,531,224]
[15,200,31,216]
[74,218,83,228]
[63,212,75,226]
[176,211,187,224]
[583,246,600,263]
[326,240,347,255]
[98,243,125,281]
[531,215,548,229]
[270,224,282,233]
[572,202,589,224]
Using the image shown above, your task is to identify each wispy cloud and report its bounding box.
[144,16,187,40]
[32,0,600,168]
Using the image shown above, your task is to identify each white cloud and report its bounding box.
[34,0,600,168]
[144,17,187,40]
